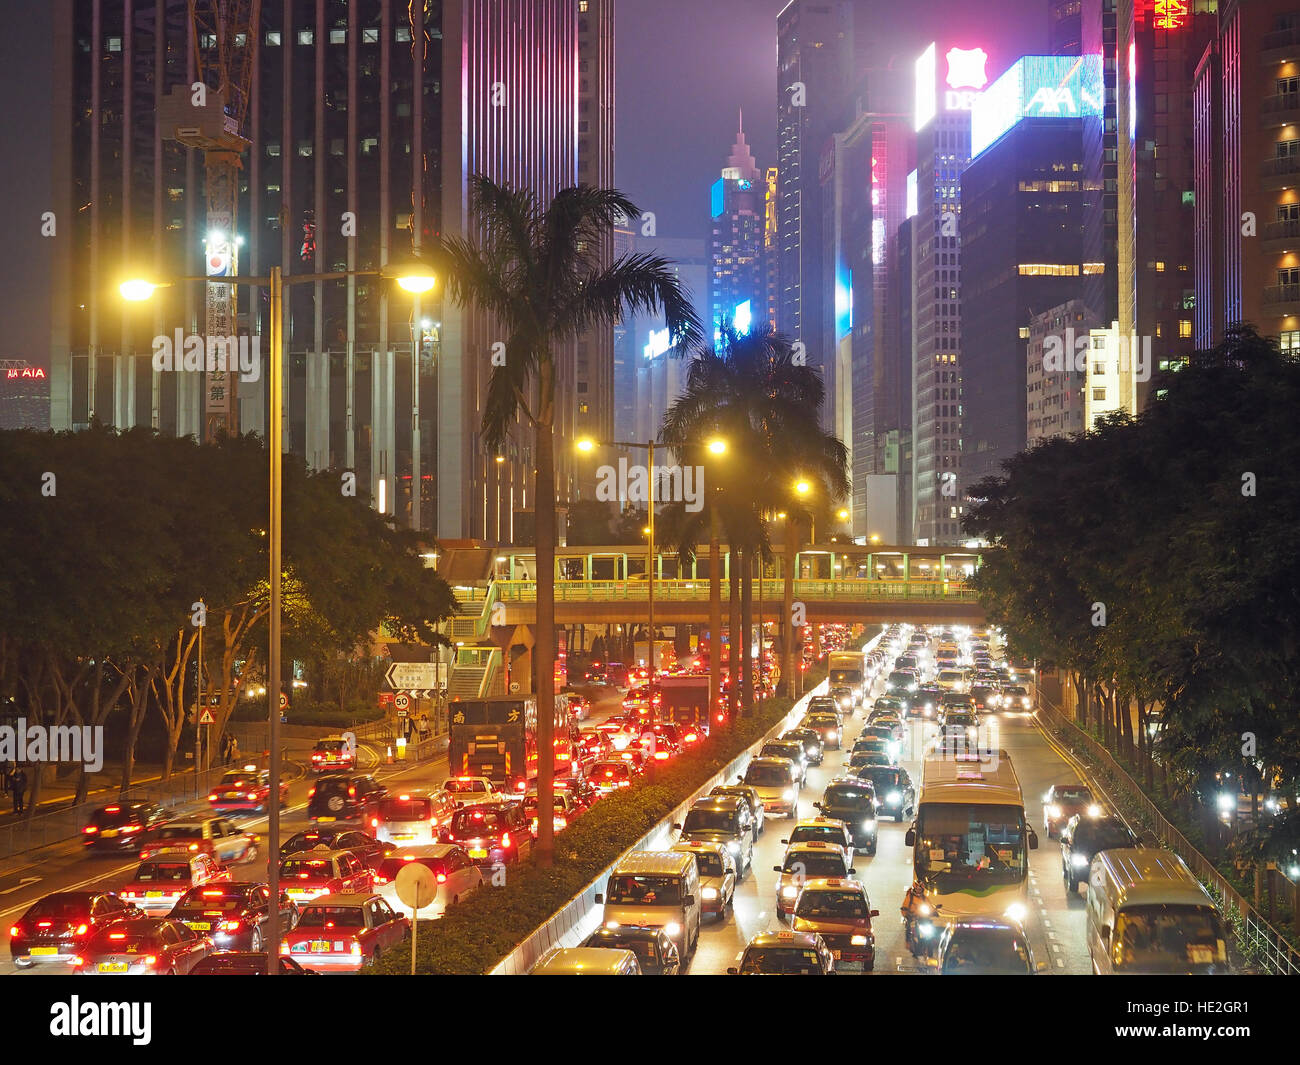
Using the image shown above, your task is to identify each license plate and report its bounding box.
[469,847,488,859]
[832,950,842,960]
[310,940,331,953]
[145,891,163,898]
[29,947,58,957]
[100,829,118,838]
[393,833,415,841]
[98,962,129,973]
[187,921,211,931]
[317,816,336,822]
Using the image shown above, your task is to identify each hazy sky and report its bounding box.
[616,0,1050,241]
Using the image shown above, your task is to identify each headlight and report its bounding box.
[727,841,741,853]
[1216,792,1235,812]
[850,934,869,946]
[1046,804,1061,818]
[918,921,935,938]
[862,819,876,831]
[918,902,932,917]
[782,885,798,899]
[806,746,817,755]
[701,887,719,900]
[887,790,902,804]
[1004,902,1027,922]
[782,789,795,801]
[605,920,621,929]
[1071,853,1089,867]
[664,922,682,937]
[1087,804,1102,817]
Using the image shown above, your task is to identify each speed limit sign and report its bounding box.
[395,693,410,711]
[509,682,521,694]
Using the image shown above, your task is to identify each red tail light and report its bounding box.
[435,873,446,883]
[375,874,389,884]
[71,955,84,967]
[121,825,140,834]
[348,786,356,797]
[143,954,158,967]
[220,920,242,932]
[8,926,20,938]
[83,825,98,834]
[105,806,120,813]
[308,787,316,798]
[74,923,88,936]
[36,921,51,929]
[371,817,380,828]
[207,794,218,802]
[501,832,511,848]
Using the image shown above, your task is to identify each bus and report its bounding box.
[905,751,1038,931]
[448,696,573,792]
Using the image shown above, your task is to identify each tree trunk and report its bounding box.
[728,543,740,724]
[740,545,754,714]
[534,413,557,866]
[119,665,156,796]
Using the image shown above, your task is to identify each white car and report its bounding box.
[372,843,484,917]
[441,777,500,802]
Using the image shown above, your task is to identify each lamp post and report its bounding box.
[121,259,435,974]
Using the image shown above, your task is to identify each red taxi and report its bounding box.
[120,853,228,914]
[207,765,290,814]
[280,894,409,971]
[278,848,373,905]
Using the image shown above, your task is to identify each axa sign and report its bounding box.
[1025,84,1103,117]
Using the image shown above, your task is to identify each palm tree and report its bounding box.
[436,176,701,864]
[663,324,849,711]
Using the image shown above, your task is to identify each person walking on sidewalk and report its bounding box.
[10,766,27,814]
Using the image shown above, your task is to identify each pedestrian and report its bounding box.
[10,766,27,814]
[229,736,240,765]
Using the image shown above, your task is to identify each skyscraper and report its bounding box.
[709,117,766,336]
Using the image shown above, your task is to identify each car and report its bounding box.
[867,705,905,728]
[671,840,737,920]
[773,840,857,919]
[581,926,681,974]
[674,795,754,877]
[187,952,318,975]
[859,724,903,762]
[307,773,389,824]
[936,710,980,753]
[9,892,143,968]
[1060,812,1138,892]
[909,683,944,719]
[444,800,534,867]
[280,827,393,871]
[828,685,856,715]
[639,721,685,758]
[872,695,905,716]
[853,765,915,822]
[845,748,895,775]
[522,790,582,834]
[1043,782,1100,838]
[119,853,229,914]
[969,684,1000,713]
[801,711,843,750]
[575,728,615,770]
[782,727,825,766]
[441,776,501,802]
[279,847,374,904]
[281,894,410,971]
[741,757,800,818]
[139,816,258,865]
[885,669,918,694]
[814,778,878,853]
[533,946,642,974]
[310,735,356,773]
[806,696,840,718]
[588,759,636,793]
[72,917,214,975]
[728,930,835,974]
[168,882,297,951]
[81,802,169,853]
[595,720,640,752]
[936,918,1040,974]
[206,766,290,814]
[781,817,854,864]
[555,775,600,812]
[790,878,880,971]
[616,745,650,773]
[999,684,1033,712]
[372,844,485,916]
[936,669,968,692]
[759,739,809,787]
[708,783,765,840]
[369,790,451,846]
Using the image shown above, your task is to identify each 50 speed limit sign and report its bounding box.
[394,693,410,711]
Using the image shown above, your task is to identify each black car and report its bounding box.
[910,684,944,719]
[582,926,681,974]
[9,892,143,967]
[187,952,318,975]
[708,784,765,841]
[1043,782,1098,838]
[814,778,878,854]
[280,827,393,870]
[81,801,169,853]
[1060,814,1138,892]
[782,727,825,766]
[854,765,915,822]
[307,773,389,824]
[168,882,298,952]
[674,795,754,878]
[444,801,534,866]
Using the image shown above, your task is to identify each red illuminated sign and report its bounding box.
[5,367,44,379]
[1153,0,1187,29]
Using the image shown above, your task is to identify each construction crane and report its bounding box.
[157,1,261,443]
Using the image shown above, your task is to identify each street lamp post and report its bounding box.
[122,259,434,974]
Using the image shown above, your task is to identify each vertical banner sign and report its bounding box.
[204,155,239,443]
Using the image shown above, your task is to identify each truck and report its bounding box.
[448,696,569,790]
[656,675,712,738]
[827,650,868,705]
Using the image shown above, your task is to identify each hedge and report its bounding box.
[229,700,385,727]
[371,669,826,974]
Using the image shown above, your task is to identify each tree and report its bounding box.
[435,176,701,864]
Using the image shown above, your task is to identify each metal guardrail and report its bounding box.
[1036,696,1300,975]
[494,578,979,603]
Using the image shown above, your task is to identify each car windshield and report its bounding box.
[942,928,1032,973]
[745,765,790,786]
[89,808,139,827]
[916,804,1027,889]
[1076,824,1134,851]
[313,779,352,798]
[451,808,508,833]
[823,785,872,807]
[790,825,846,846]
[682,808,737,833]
[805,715,837,728]
[782,853,848,877]
[795,890,868,919]
[283,833,340,853]
[175,888,246,911]
[593,763,630,780]
[134,864,190,882]
[315,741,346,753]
[604,875,681,906]
[762,744,801,761]
[939,672,964,682]
[218,772,256,786]
[739,947,823,974]
[1004,687,1027,696]
[1112,905,1228,970]
[946,714,975,727]
[1054,786,1092,802]
[689,852,725,877]
[297,906,364,928]
[861,768,901,790]
[155,825,203,839]
[281,857,335,878]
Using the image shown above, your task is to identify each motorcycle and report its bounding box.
[902,899,942,960]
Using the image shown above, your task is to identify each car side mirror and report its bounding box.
[1028,829,1039,850]
[870,909,880,918]
[905,828,916,847]
[683,894,695,907]
[671,823,682,831]
[780,839,790,845]
[726,966,739,975]
[812,802,822,810]
[594,893,604,904]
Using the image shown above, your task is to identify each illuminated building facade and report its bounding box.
[709,118,767,336]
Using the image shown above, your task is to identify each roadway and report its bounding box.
[687,658,1102,975]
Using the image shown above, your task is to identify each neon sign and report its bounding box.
[946,48,988,90]
[970,54,1104,159]
[643,328,671,360]
[5,367,45,379]
[1153,0,1187,30]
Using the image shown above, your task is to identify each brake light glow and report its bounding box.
[36,921,51,928]
[75,923,88,936]
[8,926,20,937]
[501,832,511,848]
[105,806,120,813]
[143,955,158,967]
[83,826,98,834]
[436,873,446,883]
[221,920,242,932]
[108,932,127,940]
[207,795,218,802]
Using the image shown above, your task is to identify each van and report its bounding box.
[533,947,642,975]
[595,850,701,958]
[369,791,440,845]
[1086,848,1231,974]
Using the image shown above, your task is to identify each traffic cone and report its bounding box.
[386,745,394,764]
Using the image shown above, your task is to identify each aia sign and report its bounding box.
[6,367,45,379]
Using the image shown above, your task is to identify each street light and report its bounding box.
[120,258,435,975]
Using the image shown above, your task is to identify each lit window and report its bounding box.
[362,28,379,44]
[330,29,346,44]
[1280,330,1300,354]
[580,0,589,9]
[266,142,281,157]
[298,29,314,45]
[396,26,411,42]
[1178,319,1191,338]
[1092,388,1106,401]
[1155,261,1166,272]
[107,36,122,52]
[265,31,281,46]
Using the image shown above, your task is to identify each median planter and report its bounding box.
[371,671,826,975]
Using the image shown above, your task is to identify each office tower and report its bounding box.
[1026,299,1097,445]
[764,167,780,330]
[1051,0,1085,54]
[1195,0,1300,353]
[709,117,766,336]
[963,56,1096,489]
[612,224,638,445]
[50,0,605,543]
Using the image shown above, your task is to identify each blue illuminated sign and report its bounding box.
[711,179,724,218]
[970,55,1103,159]
[733,300,753,336]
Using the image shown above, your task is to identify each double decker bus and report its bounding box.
[449,696,573,792]
[905,751,1039,930]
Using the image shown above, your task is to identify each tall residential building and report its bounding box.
[1195,0,1300,353]
[909,40,990,545]
[709,117,766,336]
[612,225,638,444]
[962,56,1097,489]
[1026,299,1097,445]
[50,0,607,545]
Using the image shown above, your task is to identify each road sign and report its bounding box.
[509,681,521,694]
[198,708,215,725]
[394,693,410,711]
[279,692,288,710]
[385,662,439,691]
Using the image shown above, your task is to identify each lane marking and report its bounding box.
[0,877,40,895]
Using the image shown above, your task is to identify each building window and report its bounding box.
[297,141,313,157]
[1280,330,1300,353]
[1155,261,1166,272]
[1092,388,1106,401]
[298,29,314,45]
[1280,203,1300,221]
[330,138,344,156]
[1278,139,1300,157]
[361,137,378,154]
[396,26,411,42]
[266,142,281,157]
[1178,319,1191,338]
[1278,76,1300,94]
[107,36,122,52]
[265,31,281,46]
[330,29,346,44]
[1280,267,1300,285]
[362,27,379,44]
[580,0,589,10]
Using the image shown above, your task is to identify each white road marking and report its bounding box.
[1056,958,1065,968]
[0,877,40,895]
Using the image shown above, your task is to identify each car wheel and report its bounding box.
[249,928,263,952]
[12,958,32,970]
[864,957,875,973]
[243,842,258,864]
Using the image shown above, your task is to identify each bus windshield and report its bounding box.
[915,803,1027,891]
